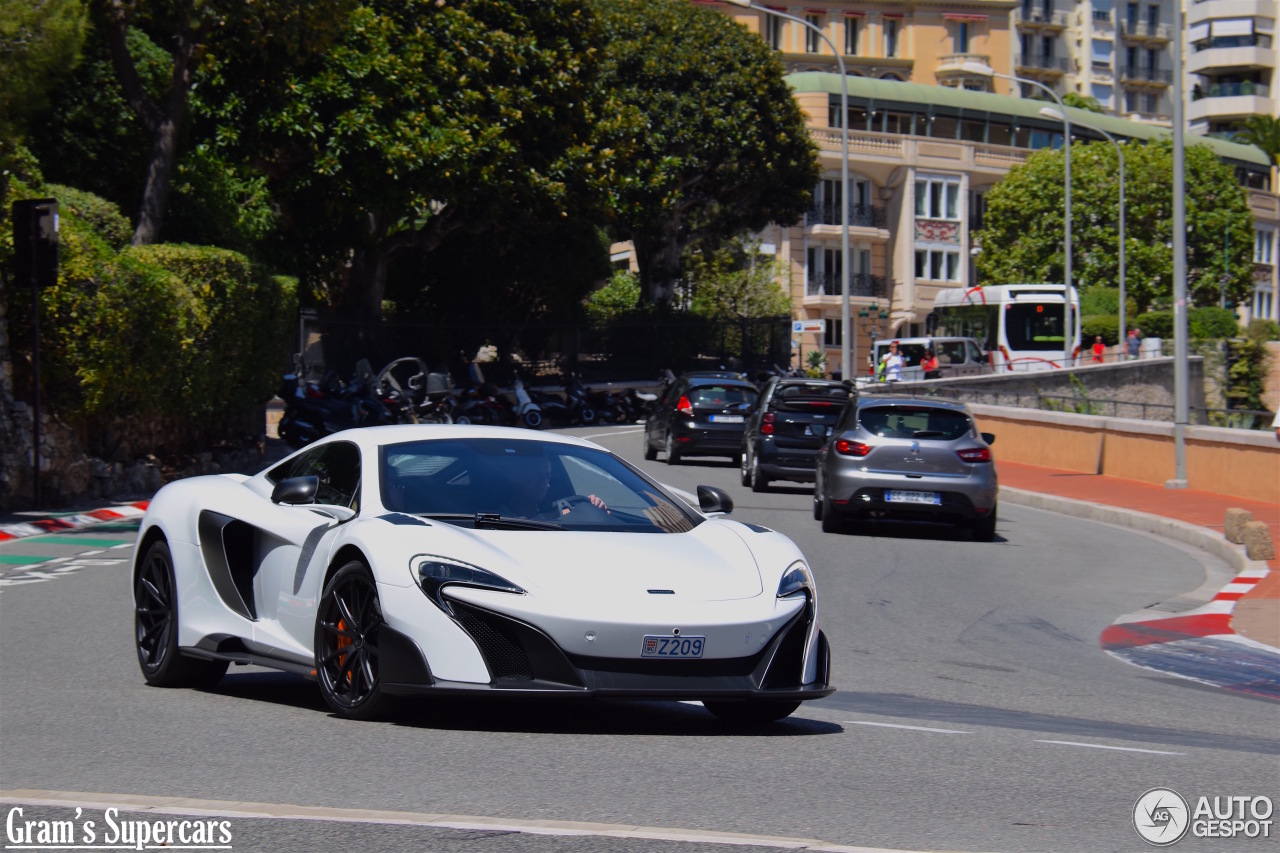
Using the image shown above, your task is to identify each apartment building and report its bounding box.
[659,3,1280,365]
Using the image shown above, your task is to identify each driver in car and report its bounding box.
[499,454,608,519]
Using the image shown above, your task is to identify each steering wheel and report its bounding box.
[552,495,607,517]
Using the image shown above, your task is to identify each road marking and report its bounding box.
[1035,740,1184,755]
[582,426,644,441]
[844,721,972,734]
[0,790,908,853]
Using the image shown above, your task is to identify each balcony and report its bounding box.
[1188,44,1277,75]
[936,53,991,77]
[1121,65,1174,85]
[806,203,887,229]
[1013,8,1071,30]
[1188,81,1274,122]
[1188,0,1278,27]
[805,272,888,300]
[1119,20,1174,42]
[1016,53,1071,75]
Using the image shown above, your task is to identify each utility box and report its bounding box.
[12,198,59,290]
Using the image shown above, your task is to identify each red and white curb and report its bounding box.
[1101,564,1279,700]
[0,502,149,542]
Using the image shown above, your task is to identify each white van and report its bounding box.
[865,337,990,385]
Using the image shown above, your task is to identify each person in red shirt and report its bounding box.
[1091,335,1106,363]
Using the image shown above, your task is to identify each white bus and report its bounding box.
[927,283,1081,372]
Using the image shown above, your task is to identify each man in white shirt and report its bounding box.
[880,340,905,383]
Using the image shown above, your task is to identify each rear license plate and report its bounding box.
[708,414,743,424]
[885,490,941,505]
[805,424,827,437]
[641,635,706,658]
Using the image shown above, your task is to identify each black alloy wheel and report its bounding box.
[820,497,844,534]
[664,434,680,465]
[750,453,769,493]
[315,561,388,719]
[135,540,228,687]
[740,447,752,486]
[644,429,657,461]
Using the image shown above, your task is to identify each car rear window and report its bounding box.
[858,406,972,440]
[688,385,757,407]
[774,383,851,411]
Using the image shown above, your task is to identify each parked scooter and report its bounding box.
[512,377,544,429]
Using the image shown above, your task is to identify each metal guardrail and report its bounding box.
[983,392,1275,430]
[807,203,886,228]
[805,272,888,298]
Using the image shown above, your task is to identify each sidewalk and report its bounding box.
[997,460,1279,653]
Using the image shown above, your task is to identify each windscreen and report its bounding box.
[1005,303,1066,351]
[688,385,757,408]
[858,406,973,440]
[380,438,698,532]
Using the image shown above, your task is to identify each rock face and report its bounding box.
[1243,521,1276,562]
[1224,508,1253,544]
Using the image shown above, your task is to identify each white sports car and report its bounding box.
[133,425,833,723]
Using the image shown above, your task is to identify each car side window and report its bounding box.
[273,442,361,509]
[967,341,985,363]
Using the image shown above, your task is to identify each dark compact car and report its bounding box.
[740,378,855,492]
[643,374,759,465]
[813,395,998,540]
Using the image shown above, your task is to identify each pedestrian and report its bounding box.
[1125,328,1141,360]
[880,340,905,382]
[1091,335,1105,363]
[922,348,940,379]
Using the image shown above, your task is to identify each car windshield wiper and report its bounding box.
[419,512,563,531]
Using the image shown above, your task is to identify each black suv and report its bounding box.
[643,373,759,465]
[740,377,855,491]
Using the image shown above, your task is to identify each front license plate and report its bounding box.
[885,490,941,505]
[641,635,706,658]
[708,414,743,424]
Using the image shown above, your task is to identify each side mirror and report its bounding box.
[272,475,319,505]
[697,485,734,515]
[981,432,996,446]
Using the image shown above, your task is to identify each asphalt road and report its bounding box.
[1,425,1277,853]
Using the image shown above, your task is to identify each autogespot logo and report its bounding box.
[1134,788,1191,846]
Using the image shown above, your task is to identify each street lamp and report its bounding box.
[721,0,852,380]
[1042,107,1125,362]
[961,63,1075,365]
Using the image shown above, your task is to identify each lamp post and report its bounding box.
[721,0,851,380]
[1042,107,1124,362]
[962,64,1074,365]
[1170,0,1189,488]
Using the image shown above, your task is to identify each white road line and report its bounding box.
[582,426,644,441]
[844,721,972,734]
[0,790,910,853]
[112,543,133,549]
[1035,740,1185,755]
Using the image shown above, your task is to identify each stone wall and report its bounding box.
[885,356,1206,421]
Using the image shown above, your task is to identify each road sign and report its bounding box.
[792,319,826,334]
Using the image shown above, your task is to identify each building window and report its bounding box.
[1124,89,1139,112]
[1146,3,1159,27]
[915,175,961,220]
[1141,92,1158,113]
[1093,83,1113,107]
[955,22,969,53]
[1091,39,1113,70]
[883,18,898,57]
[915,247,962,281]
[845,17,859,55]
[1257,229,1275,265]
[765,15,782,50]
[805,15,822,53]
[823,318,844,347]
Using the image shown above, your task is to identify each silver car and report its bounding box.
[813,396,998,540]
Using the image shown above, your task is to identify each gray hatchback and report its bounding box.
[813,395,998,540]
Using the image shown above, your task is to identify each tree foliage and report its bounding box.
[590,0,820,306]
[1234,114,1280,167]
[212,0,602,323]
[0,0,88,142]
[977,139,1255,311]
[584,271,642,324]
[685,242,791,321]
[1061,93,1103,114]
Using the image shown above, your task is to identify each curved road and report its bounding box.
[1,425,1276,853]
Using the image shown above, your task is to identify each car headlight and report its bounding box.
[777,560,814,599]
[413,556,526,612]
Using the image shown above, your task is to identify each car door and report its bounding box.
[746,379,777,453]
[230,442,361,659]
[651,380,683,447]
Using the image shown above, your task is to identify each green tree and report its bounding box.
[219,0,603,324]
[585,271,643,323]
[977,138,1254,311]
[1062,92,1103,114]
[1234,114,1280,167]
[98,0,350,245]
[591,0,819,306]
[685,242,791,320]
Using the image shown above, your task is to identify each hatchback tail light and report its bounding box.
[834,439,871,457]
[956,447,992,462]
[677,395,693,416]
[762,412,775,435]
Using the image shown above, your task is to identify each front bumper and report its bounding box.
[379,602,834,701]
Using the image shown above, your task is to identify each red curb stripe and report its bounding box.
[1214,592,1246,601]
[1101,613,1234,649]
[89,509,124,521]
[0,532,13,542]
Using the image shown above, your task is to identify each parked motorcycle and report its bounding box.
[511,377,544,429]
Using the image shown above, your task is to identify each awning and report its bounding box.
[882,12,904,18]
[1188,22,1211,42]
[944,13,988,21]
[844,10,865,16]
[1211,18,1255,37]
